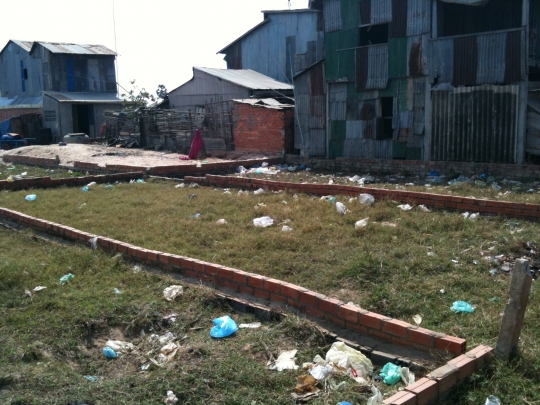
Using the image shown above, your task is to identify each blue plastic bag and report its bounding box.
[81,186,88,192]
[25,194,36,201]
[210,315,238,338]
[102,347,117,358]
[451,301,475,313]
[379,362,402,385]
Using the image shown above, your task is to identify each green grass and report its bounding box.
[1,227,399,404]
[0,163,78,180]
[0,178,539,404]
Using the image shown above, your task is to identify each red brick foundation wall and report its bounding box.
[232,103,294,156]
[0,107,41,122]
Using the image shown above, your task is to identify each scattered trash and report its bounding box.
[379,363,402,385]
[188,182,199,188]
[336,202,348,215]
[89,237,98,250]
[381,222,397,227]
[293,194,298,199]
[81,186,89,192]
[20,171,27,176]
[163,390,178,404]
[25,194,36,201]
[254,188,265,195]
[24,289,32,298]
[451,301,475,313]
[367,386,383,405]
[310,364,333,380]
[269,350,299,371]
[325,341,373,377]
[59,273,74,285]
[337,401,352,405]
[223,191,231,195]
[83,376,99,382]
[157,342,179,364]
[237,166,247,174]
[469,213,480,220]
[163,285,184,301]
[400,367,415,385]
[355,218,369,229]
[105,340,135,352]
[175,183,185,188]
[187,194,196,199]
[136,179,145,183]
[163,313,178,324]
[132,265,141,274]
[191,213,201,218]
[491,183,502,191]
[412,314,422,325]
[113,288,123,294]
[397,204,413,211]
[294,374,319,394]
[418,205,431,212]
[359,194,375,206]
[239,322,261,329]
[210,315,238,338]
[484,396,501,405]
[282,225,293,232]
[489,297,499,302]
[489,269,499,276]
[33,286,47,292]
[501,263,512,273]
[216,219,227,225]
[87,182,97,187]
[78,203,87,209]
[157,332,176,345]
[427,252,436,257]
[253,216,274,227]
[104,184,114,189]
[440,289,446,294]
[102,346,118,358]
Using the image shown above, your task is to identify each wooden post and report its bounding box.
[495,259,533,360]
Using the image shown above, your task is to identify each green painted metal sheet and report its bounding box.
[325,31,340,81]
[388,37,408,79]
[326,29,358,82]
[393,141,407,159]
[329,120,346,158]
[341,0,360,30]
[379,79,399,97]
[398,78,413,111]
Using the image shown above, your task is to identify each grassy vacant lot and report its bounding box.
[0,163,77,180]
[1,227,393,405]
[0,177,539,404]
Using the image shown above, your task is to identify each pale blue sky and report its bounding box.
[1,0,309,97]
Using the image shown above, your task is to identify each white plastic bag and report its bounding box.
[105,340,135,352]
[216,219,227,225]
[359,194,375,206]
[282,225,293,232]
[355,218,369,229]
[253,216,274,227]
[254,188,265,195]
[163,285,184,301]
[325,341,373,377]
[418,204,431,212]
[367,385,383,405]
[397,204,413,211]
[400,367,415,385]
[336,202,348,215]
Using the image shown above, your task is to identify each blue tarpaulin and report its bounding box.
[0,119,11,136]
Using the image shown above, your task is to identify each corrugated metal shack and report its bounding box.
[217,9,324,83]
[302,0,533,164]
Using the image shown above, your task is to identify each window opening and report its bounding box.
[359,24,389,47]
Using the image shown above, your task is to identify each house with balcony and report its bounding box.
[297,0,536,164]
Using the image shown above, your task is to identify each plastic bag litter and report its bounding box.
[59,273,74,285]
[237,166,247,174]
[336,202,348,215]
[349,175,361,182]
[492,183,502,191]
[163,390,178,404]
[163,285,184,301]
[239,322,261,329]
[25,194,36,201]
[210,315,238,338]
[379,363,401,385]
[355,218,369,229]
[418,205,431,212]
[309,364,333,380]
[400,367,415,385]
[484,395,501,405]
[81,186,89,192]
[87,182,97,187]
[33,286,47,292]
[325,342,373,377]
[451,301,475,313]
[89,237,98,250]
[359,194,375,206]
[469,213,480,220]
[175,183,185,188]
[254,188,265,195]
[269,350,299,371]
[367,386,383,405]
[253,216,274,227]
[216,219,227,225]
[83,375,99,382]
[158,332,175,344]
[102,346,118,358]
[105,340,135,352]
[282,225,293,232]
[397,204,413,211]
[412,314,423,325]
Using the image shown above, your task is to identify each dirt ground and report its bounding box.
[0,144,268,168]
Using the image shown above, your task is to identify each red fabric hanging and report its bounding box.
[187,129,203,160]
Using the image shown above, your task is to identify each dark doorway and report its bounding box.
[359,24,389,47]
[72,104,92,136]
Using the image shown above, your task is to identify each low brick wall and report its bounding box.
[0,172,144,191]
[0,206,466,357]
[193,174,540,221]
[287,155,540,181]
[2,155,58,168]
[0,107,41,122]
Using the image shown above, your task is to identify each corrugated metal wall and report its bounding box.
[0,42,43,99]
[324,0,342,32]
[431,85,518,163]
[430,29,525,86]
[294,62,326,156]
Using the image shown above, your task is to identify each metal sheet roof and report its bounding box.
[261,8,318,14]
[44,92,122,103]
[194,67,293,90]
[232,98,294,109]
[0,95,42,107]
[0,40,33,56]
[31,42,116,56]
